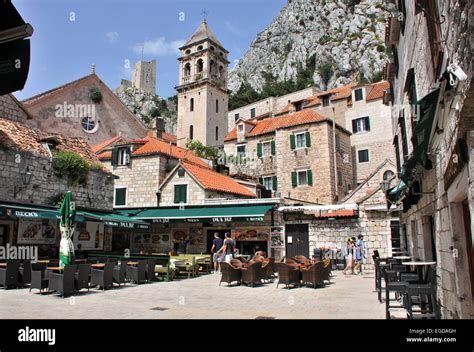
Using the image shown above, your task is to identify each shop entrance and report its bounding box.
[285,224,309,258]
[206,229,230,254]
[112,231,131,252]
[0,224,8,247]
[236,240,268,257]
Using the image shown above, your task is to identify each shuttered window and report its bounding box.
[174,185,187,204]
[114,188,127,206]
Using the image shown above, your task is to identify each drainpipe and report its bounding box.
[332,107,338,202]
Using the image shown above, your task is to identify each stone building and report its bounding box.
[384,0,473,318]
[132,60,156,94]
[0,95,117,255]
[176,20,229,148]
[21,72,148,145]
[224,109,353,204]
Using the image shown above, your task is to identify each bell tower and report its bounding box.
[176,20,229,148]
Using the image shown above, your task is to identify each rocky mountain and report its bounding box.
[228,0,395,93]
[115,87,177,135]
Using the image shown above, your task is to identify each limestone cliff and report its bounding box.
[229,0,395,92]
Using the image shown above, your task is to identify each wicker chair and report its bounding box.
[219,262,241,286]
[241,262,263,287]
[113,261,127,287]
[48,265,78,297]
[322,259,332,283]
[126,261,147,285]
[0,261,20,289]
[230,259,243,269]
[75,264,91,293]
[30,263,48,294]
[18,260,32,287]
[90,262,114,290]
[294,255,310,265]
[261,258,276,283]
[275,262,300,289]
[145,259,157,282]
[301,262,325,289]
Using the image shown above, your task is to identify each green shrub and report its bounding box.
[89,87,103,103]
[47,192,67,206]
[53,150,91,185]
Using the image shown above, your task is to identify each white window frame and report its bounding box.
[262,140,272,157]
[116,147,130,166]
[236,143,247,158]
[250,107,256,118]
[262,176,273,191]
[297,169,309,187]
[353,117,370,134]
[357,149,370,164]
[354,88,365,102]
[173,183,189,205]
[114,187,127,207]
[295,132,306,150]
[237,123,245,134]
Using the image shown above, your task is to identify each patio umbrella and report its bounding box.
[59,191,76,268]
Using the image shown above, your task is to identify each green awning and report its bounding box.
[79,211,150,229]
[134,204,274,223]
[399,157,416,183]
[411,88,441,169]
[0,203,71,220]
[386,180,408,208]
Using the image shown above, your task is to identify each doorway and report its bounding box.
[112,231,131,252]
[285,224,309,258]
[0,224,8,247]
[236,240,268,256]
[206,229,230,254]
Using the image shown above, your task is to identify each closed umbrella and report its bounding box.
[59,191,76,268]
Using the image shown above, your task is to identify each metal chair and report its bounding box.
[0,261,21,289]
[30,263,48,294]
[381,266,408,319]
[90,262,114,290]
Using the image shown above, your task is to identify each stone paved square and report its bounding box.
[0,271,384,319]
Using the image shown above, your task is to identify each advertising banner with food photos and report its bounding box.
[187,227,205,253]
[270,226,285,248]
[17,219,57,245]
[232,228,270,242]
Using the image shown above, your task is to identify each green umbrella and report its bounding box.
[59,191,76,268]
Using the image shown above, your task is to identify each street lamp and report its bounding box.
[14,167,32,198]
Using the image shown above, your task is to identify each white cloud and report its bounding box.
[133,37,185,57]
[105,31,119,43]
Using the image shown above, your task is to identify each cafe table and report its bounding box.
[127,261,139,266]
[402,261,436,282]
[37,260,50,264]
[0,263,6,268]
[46,266,63,272]
[91,263,105,269]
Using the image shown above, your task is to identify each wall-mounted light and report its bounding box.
[14,166,33,198]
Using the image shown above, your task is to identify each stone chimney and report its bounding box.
[151,117,165,139]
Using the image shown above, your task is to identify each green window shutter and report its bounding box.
[290,134,296,150]
[307,170,313,186]
[305,131,311,147]
[115,188,126,206]
[352,120,357,133]
[111,148,118,166]
[125,146,131,165]
[272,176,278,191]
[257,143,262,158]
[271,141,276,155]
[365,116,371,131]
[174,185,187,204]
[291,171,297,187]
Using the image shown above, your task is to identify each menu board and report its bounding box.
[270,226,285,248]
[73,221,104,250]
[17,219,57,245]
[187,227,205,254]
[232,228,270,241]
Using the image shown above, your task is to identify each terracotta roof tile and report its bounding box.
[0,117,105,167]
[91,135,123,153]
[146,129,177,144]
[225,109,348,142]
[366,81,390,101]
[181,161,256,197]
[317,209,357,218]
[98,135,208,168]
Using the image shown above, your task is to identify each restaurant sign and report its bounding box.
[104,220,149,229]
[152,216,264,223]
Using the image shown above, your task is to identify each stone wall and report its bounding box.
[0,94,30,123]
[0,148,113,210]
[159,167,206,206]
[102,155,167,208]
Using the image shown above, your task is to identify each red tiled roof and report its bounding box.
[98,135,208,168]
[91,135,123,153]
[225,109,348,142]
[317,210,357,218]
[305,82,359,108]
[146,129,177,144]
[366,81,390,101]
[181,161,256,197]
[0,117,106,167]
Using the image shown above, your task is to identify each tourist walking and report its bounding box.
[342,237,355,275]
[221,232,235,263]
[354,235,365,274]
[211,233,224,273]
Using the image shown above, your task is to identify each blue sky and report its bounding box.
[13,0,287,100]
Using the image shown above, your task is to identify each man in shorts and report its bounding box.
[211,233,224,273]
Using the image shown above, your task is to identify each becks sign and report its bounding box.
[18,326,56,345]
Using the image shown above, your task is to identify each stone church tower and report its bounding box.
[176,20,229,148]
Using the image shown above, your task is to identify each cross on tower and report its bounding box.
[201,9,208,22]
